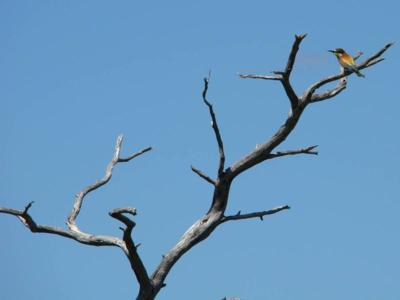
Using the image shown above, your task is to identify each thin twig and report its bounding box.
[360,42,393,67]
[119,147,152,163]
[354,51,363,61]
[202,76,225,177]
[221,205,290,223]
[23,201,34,214]
[239,74,282,80]
[268,145,318,159]
[191,166,216,185]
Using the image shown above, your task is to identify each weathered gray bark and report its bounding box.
[0,35,392,300]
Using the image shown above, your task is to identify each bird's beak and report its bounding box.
[328,50,335,53]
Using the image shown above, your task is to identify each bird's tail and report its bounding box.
[351,65,365,78]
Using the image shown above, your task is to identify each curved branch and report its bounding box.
[311,78,347,103]
[0,202,123,247]
[67,135,151,232]
[109,208,152,295]
[1,136,154,299]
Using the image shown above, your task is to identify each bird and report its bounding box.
[328,48,365,77]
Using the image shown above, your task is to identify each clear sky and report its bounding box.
[1,1,399,299]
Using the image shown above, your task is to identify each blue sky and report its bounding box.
[0,1,399,299]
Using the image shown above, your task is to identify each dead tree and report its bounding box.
[0,35,392,300]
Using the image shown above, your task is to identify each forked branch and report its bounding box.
[67,135,151,232]
[0,135,152,298]
[229,36,391,178]
[110,207,152,294]
[0,201,123,246]
[240,34,306,111]
[302,42,393,103]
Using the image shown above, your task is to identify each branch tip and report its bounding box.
[221,205,290,223]
[23,201,34,214]
[191,165,216,185]
[269,145,319,159]
[117,134,124,143]
[385,42,394,48]
[295,33,307,40]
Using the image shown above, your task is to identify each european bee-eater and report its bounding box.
[328,48,365,77]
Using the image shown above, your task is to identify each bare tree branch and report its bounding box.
[109,207,137,226]
[360,42,393,67]
[202,76,225,176]
[0,135,153,298]
[302,43,393,103]
[310,78,347,103]
[364,58,385,68]
[268,145,318,159]
[67,135,151,232]
[119,147,152,163]
[0,201,123,247]
[228,39,392,179]
[228,105,305,178]
[152,37,392,299]
[221,205,290,223]
[353,51,363,60]
[1,35,392,300]
[239,34,306,111]
[277,34,307,110]
[109,208,152,296]
[239,74,282,80]
[285,34,307,77]
[191,165,216,185]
